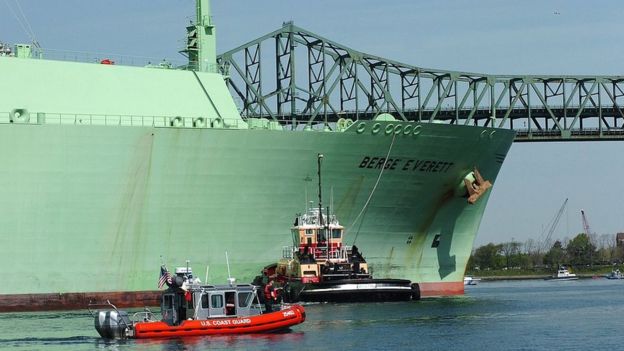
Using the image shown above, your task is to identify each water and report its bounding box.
[2,279,623,350]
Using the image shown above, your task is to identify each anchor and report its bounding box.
[464,167,492,204]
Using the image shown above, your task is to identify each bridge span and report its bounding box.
[217,23,624,142]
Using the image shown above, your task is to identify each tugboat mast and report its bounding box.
[183,0,217,72]
[317,153,324,228]
[317,153,331,254]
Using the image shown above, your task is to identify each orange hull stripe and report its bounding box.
[418,282,464,297]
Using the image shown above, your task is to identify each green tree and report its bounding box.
[543,240,565,268]
[501,240,522,269]
[567,233,597,266]
[473,243,504,270]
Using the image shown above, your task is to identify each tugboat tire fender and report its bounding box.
[410,283,421,300]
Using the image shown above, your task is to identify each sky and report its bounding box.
[3,0,624,247]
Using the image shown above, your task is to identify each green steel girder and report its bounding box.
[217,23,624,141]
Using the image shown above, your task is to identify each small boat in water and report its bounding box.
[92,266,305,339]
[256,154,419,303]
[604,269,624,280]
[463,276,481,285]
[546,266,578,281]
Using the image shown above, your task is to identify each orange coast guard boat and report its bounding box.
[92,266,305,339]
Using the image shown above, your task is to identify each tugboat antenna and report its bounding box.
[317,153,324,227]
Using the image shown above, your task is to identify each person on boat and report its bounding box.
[264,280,276,313]
[351,245,364,262]
[300,245,315,263]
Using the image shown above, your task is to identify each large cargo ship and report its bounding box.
[0,1,514,311]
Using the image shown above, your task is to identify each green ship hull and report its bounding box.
[0,2,514,310]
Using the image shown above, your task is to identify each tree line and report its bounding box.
[468,233,622,271]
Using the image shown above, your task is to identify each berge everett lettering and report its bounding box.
[359,156,454,173]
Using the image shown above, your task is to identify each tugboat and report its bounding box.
[257,154,419,303]
[92,265,305,339]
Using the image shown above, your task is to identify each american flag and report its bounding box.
[158,265,172,289]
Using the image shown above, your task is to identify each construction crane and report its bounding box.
[581,209,595,267]
[581,209,592,237]
[540,198,568,253]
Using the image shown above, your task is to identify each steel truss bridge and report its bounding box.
[217,23,624,142]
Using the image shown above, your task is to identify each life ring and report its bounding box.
[356,122,366,133]
[371,123,381,134]
[393,124,403,135]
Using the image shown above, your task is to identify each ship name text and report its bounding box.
[358,156,454,173]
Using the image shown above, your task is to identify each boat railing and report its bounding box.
[282,246,295,259]
[327,246,349,261]
[314,246,328,259]
[132,308,157,323]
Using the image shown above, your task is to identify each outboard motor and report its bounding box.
[94,310,131,339]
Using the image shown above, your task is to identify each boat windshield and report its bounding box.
[238,291,254,307]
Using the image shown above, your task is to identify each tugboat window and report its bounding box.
[305,229,313,236]
[332,229,341,239]
[211,294,224,308]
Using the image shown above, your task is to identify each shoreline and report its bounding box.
[477,273,603,281]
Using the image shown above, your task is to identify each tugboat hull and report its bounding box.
[286,279,418,303]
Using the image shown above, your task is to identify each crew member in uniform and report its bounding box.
[263,280,277,313]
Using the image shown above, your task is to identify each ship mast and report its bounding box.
[183,0,217,72]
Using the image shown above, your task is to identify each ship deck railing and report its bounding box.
[0,111,344,132]
[1,111,246,129]
[3,47,226,74]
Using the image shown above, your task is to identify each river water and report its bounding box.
[1,278,622,350]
